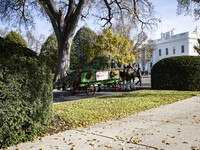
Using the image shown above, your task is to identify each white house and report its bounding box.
[142,28,200,73]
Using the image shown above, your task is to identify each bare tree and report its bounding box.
[0,0,157,83]
[177,0,200,20]
[111,20,136,39]
[25,32,45,53]
[136,39,154,70]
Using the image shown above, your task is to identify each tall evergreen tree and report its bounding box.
[71,27,97,69]
[5,31,27,47]
[40,33,58,73]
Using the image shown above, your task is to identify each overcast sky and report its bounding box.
[1,0,200,40]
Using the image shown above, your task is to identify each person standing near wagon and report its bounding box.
[136,68,142,86]
[130,63,136,90]
[126,64,132,90]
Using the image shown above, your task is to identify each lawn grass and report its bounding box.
[53,90,199,129]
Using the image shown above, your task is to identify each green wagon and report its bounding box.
[70,68,121,96]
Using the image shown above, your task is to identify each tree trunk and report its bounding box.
[39,0,87,83]
[53,36,73,83]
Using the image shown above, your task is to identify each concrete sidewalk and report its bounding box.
[7,95,200,150]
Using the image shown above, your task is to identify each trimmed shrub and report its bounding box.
[0,37,53,148]
[151,56,200,91]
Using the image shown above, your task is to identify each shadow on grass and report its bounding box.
[96,89,198,100]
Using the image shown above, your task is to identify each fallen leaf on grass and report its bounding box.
[71,146,76,150]
[115,136,121,140]
[88,139,93,142]
[128,137,142,144]
[29,146,34,149]
[98,144,104,147]
[183,141,188,144]
[82,132,86,135]
[191,146,198,150]
[68,142,73,145]
[162,140,170,145]
[106,145,112,148]
[55,146,61,149]
[99,131,104,134]
[89,143,96,147]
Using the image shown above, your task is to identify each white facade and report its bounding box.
[143,28,200,73]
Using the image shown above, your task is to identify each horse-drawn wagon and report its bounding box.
[65,68,121,96]
[54,59,137,96]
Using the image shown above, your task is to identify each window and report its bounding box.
[181,45,185,53]
[173,47,176,54]
[159,49,161,56]
[166,48,168,55]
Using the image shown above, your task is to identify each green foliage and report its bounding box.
[5,31,27,47]
[53,70,78,90]
[151,56,200,91]
[89,29,135,66]
[0,37,53,148]
[193,39,200,55]
[39,33,58,73]
[70,27,97,69]
[84,56,111,70]
[0,37,37,62]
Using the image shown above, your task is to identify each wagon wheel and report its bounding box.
[71,73,81,95]
[86,84,96,96]
[115,82,121,92]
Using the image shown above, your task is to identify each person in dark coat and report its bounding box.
[135,68,142,86]
[130,63,136,89]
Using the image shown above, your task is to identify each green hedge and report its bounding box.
[0,37,53,148]
[151,56,200,91]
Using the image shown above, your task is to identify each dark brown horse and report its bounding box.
[120,67,135,90]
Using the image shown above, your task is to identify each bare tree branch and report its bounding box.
[102,0,113,27]
[65,0,75,20]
